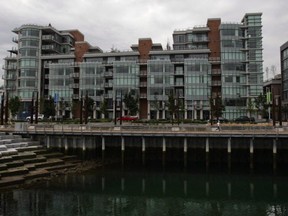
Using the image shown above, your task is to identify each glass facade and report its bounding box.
[220,13,263,119]
[3,14,263,120]
[281,44,288,103]
[49,64,73,101]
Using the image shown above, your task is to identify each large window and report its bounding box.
[20,59,38,67]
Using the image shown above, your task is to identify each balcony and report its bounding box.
[2,75,16,80]
[211,69,221,75]
[104,72,113,77]
[140,93,147,98]
[104,83,113,88]
[3,65,17,70]
[70,83,79,89]
[104,94,113,99]
[140,71,147,76]
[140,82,147,87]
[175,82,184,87]
[42,45,60,54]
[70,73,79,78]
[212,80,221,86]
[72,94,79,99]
[209,57,221,63]
[12,37,18,43]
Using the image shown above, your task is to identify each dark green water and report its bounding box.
[1,165,288,216]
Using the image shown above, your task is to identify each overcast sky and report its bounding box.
[1,0,287,85]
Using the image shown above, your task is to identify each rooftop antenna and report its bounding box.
[166,38,171,50]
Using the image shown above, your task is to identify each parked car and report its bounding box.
[117,116,138,121]
[210,117,229,123]
[26,114,44,121]
[234,116,255,123]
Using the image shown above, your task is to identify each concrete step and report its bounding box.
[1,149,18,157]
[5,142,29,149]
[42,152,64,159]
[35,159,64,169]
[0,167,29,177]
[33,149,52,155]
[22,156,47,164]
[46,163,76,172]
[0,176,25,188]
[0,156,13,163]
[0,164,7,171]
[16,146,43,153]
[0,138,29,145]
[12,152,36,160]
[25,170,50,180]
[6,160,24,168]
[24,164,36,171]
[61,155,79,161]
[0,145,7,151]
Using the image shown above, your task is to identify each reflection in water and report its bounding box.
[1,168,288,216]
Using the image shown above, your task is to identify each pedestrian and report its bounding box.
[217,120,220,131]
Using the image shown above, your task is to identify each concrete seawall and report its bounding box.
[10,123,288,172]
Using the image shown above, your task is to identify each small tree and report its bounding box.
[166,92,177,124]
[85,97,94,118]
[150,95,161,119]
[99,98,108,118]
[255,93,268,118]
[123,90,139,116]
[210,95,225,120]
[8,96,21,119]
[42,96,55,118]
[247,98,255,117]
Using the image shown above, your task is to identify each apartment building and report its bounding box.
[281,41,288,106]
[3,13,263,120]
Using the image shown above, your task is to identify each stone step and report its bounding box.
[16,146,43,153]
[27,141,41,146]
[12,152,36,160]
[46,163,76,172]
[6,160,24,169]
[5,142,29,149]
[0,138,29,145]
[61,155,79,161]
[0,167,29,177]
[1,149,18,157]
[35,159,64,169]
[25,170,50,180]
[0,176,25,188]
[24,164,36,171]
[33,149,52,155]
[22,156,47,164]
[0,156,13,163]
[0,164,7,171]
[0,145,7,151]
[41,152,64,159]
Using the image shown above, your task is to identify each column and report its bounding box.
[273,139,277,172]
[121,136,125,167]
[250,138,254,171]
[227,137,231,172]
[102,136,105,162]
[184,137,187,168]
[206,137,209,171]
[162,137,166,168]
[82,137,86,151]
[142,137,145,166]
[64,137,68,152]
[46,136,50,149]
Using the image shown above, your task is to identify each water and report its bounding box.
[1,165,288,216]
